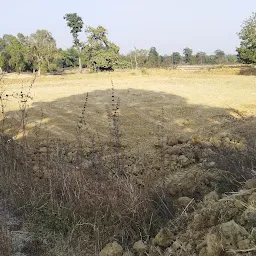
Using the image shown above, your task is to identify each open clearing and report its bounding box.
[1,69,255,147]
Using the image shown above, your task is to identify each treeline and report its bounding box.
[120,47,237,69]
[0,31,238,74]
[1,11,255,74]
[0,28,119,75]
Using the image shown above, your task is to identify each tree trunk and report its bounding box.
[134,47,138,69]
[78,46,82,73]
[38,66,41,77]
[130,54,134,70]
[78,56,82,73]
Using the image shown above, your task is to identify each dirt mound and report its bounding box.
[168,185,256,255]
[113,184,256,256]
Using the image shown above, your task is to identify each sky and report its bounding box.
[0,0,255,55]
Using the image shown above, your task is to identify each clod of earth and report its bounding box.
[153,228,173,248]
[100,241,123,256]
[133,240,148,255]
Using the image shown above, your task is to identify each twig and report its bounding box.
[181,198,194,217]
[227,247,256,253]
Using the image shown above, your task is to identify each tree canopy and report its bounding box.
[172,52,182,65]
[183,47,193,64]
[28,30,58,75]
[84,26,120,71]
[64,13,84,71]
[214,49,226,64]
[147,47,160,67]
[237,12,256,64]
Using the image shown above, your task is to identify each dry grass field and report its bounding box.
[1,69,255,147]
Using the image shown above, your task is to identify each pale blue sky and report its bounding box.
[1,0,255,55]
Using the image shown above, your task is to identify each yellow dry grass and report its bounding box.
[1,69,255,147]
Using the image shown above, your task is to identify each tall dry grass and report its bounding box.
[0,78,174,254]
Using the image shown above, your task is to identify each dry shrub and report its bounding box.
[0,128,173,253]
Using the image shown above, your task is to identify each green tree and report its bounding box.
[0,34,28,72]
[158,55,164,67]
[226,54,237,64]
[195,51,206,65]
[16,33,34,71]
[214,49,226,64]
[28,30,57,75]
[147,47,159,67]
[17,33,27,45]
[117,54,131,69]
[183,47,193,64]
[64,13,84,72]
[58,47,79,68]
[129,49,149,69]
[7,36,26,73]
[0,36,9,71]
[172,52,182,65]
[84,25,119,72]
[204,55,214,64]
[237,12,256,64]
[162,55,173,69]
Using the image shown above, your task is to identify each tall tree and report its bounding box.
[28,30,57,75]
[0,36,10,71]
[195,51,206,65]
[214,49,226,64]
[183,47,193,64]
[16,33,33,71]
[147,47,159,67]
[237,12,256,64]
[0,34,28,72]
[64,13,84,72]
[7,36,26,73]
[172,52,182,65]
[84,26,119,71]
